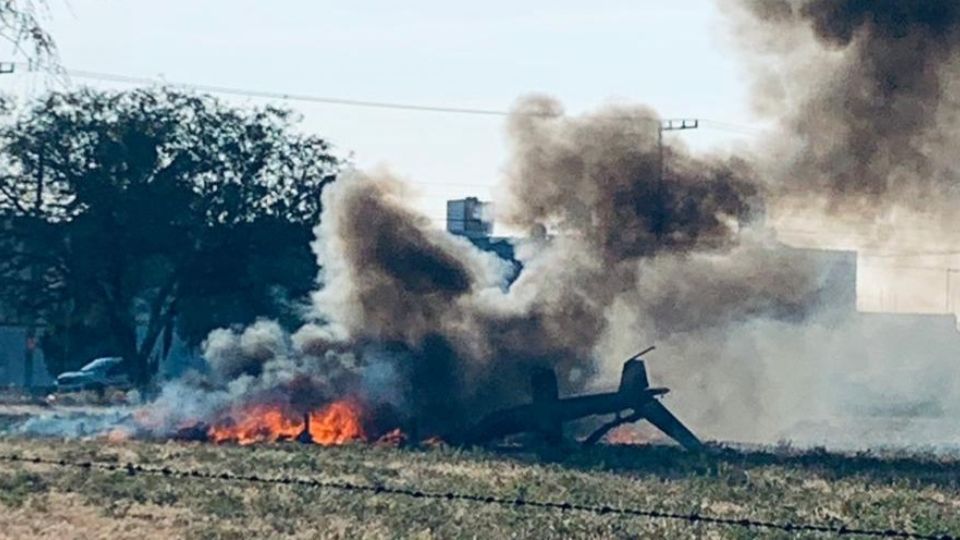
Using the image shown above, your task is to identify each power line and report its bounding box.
[699,119,766,135]
[406,181,494,190]
[3,62,761,135]
[61,66,521,118]
[0,453,953,539]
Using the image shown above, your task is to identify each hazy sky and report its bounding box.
[1,0,760,223]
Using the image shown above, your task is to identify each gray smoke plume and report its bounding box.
[48,95,823,444]
[290,98,828,438]
[13,3,960,450]
[679,0,960,446]
[500,96,760,259]
[498,96,821,337]
[727,0,960,218]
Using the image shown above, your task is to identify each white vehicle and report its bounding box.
[55,357,131,394]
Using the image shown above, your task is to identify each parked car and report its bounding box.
[55,357,131,394]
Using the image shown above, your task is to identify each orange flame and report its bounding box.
[374,427,408,447]
[309,400,366,445]
[208,400,366,446]
[605,424,666,445]
[105,427,133,444]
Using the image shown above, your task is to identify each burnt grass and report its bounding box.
[0,437,958,539]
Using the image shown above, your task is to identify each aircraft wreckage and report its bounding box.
[168,347,702,450]
[459,347,703,450]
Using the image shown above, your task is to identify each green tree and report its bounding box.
[0,88,338,387]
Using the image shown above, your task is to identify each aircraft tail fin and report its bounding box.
[619,359,650,396]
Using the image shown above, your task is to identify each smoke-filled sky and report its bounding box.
[9,0,960,452]
[0,0,759,226]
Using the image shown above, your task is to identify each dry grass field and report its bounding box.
[0,436,958,539]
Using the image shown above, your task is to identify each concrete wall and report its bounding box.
[857,253,960,328]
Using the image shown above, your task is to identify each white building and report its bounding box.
[772,201,960,328]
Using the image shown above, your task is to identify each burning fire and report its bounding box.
[309,400,366,445]
[374,428,408,447]
[208,400,366,446]
[605,424,667,445]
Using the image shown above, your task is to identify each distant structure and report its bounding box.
[773,207,960,329]
[446,197,520,280]
[446,197,493,239]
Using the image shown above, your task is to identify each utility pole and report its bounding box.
[656,119,699,241]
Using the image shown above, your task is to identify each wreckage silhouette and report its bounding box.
[460,347,703,450]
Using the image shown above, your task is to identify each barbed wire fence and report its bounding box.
[0,453,954,539]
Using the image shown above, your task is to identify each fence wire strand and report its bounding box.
[0,453,954,539]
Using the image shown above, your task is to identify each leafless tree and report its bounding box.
[0,1,57,67]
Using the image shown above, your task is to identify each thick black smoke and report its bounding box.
[310,171,607,434]
[297,99,824,437]
[130,74,843,442]
[732,0,960,214]
[501,96,760,260]
[18,2,960,448]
